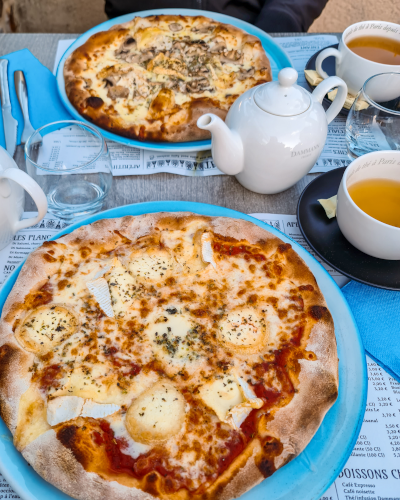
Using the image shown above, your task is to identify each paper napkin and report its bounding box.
[342,281,400,383]
[0,49,72,150]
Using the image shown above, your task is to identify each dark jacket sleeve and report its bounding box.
[255,0,329,32]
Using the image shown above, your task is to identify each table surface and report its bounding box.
[0,32,340,215]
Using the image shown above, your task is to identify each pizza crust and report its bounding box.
[0,213,338,500]
[22,427,265,500]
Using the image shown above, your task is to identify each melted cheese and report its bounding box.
[145,311,200,364]
[199,375,243,421]
[54,364,158,406]
[107,412,150,458]
[16,306,77,355]
[47,395,84,426]
[219,308,266,349]
[128,249,176,282]
[54,258,113,305]
[136,27,171,51]
[126,380,186,444]
[14,386,50,451]
[47,396,120,426]
[225,376,264,429]
[161,221,208,274]
[201,232,216,269]
[106,259,138,318]
[87,277,114,317]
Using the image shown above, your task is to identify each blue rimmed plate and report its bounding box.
[55,9,292,152]
[0,201,366,500]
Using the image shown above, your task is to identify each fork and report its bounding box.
[14,70,42,150]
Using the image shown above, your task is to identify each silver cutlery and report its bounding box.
[0,59,18,157]
[14,70,37,145]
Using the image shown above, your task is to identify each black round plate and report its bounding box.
[297,168,400,290]
[305,43,349,117]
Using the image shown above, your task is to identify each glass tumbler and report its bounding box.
[25,121,113,221]
[346,72,400,159]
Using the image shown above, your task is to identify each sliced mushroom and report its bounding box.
[191,24,214,34]
[237,68,255,80]
[115,36,137,56]
[190,66,209,76]
[220,50,243,64]
[172,40,186,50]
[126,53,142,64]
[169,22,183,32]
[103,74,121,87]
[186,78,212,93]
[140,50,155,63]
[165,80,179,90]
[107,86,129,99]
[210,43,226,54]
[178,81,187,93]
[186,44,207,56]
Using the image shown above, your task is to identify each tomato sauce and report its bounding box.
[125,363,141,376]
[25,283,53,309]
[95,421,190,491]
[94,414,258,493]
[213,242,266,262]
[253,384,282,409]
[38,364,65,389]
[252,344,305,409]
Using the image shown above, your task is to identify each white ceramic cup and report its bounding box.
[337,150,400,260]
[316,21,400,96]
[0,146,48,251]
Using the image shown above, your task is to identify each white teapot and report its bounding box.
[197,68,347,194]
[0,145,47,251]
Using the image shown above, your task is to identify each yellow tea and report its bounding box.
[348,178,400,227]
[347,36,400,65]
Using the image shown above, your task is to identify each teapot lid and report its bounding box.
[254,68,311,116]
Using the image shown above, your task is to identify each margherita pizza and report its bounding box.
[0,213,338,500]
[64,15,271,142]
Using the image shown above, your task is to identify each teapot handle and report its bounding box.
[312,76,348,124]
[0,168,47,231]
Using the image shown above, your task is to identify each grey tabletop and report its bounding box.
[0,32,340,216]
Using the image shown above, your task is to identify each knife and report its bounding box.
[14,70,35,144]
[0,59,18,156]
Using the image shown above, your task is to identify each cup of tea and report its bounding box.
[337,150,400,260]
[316,21,400,96]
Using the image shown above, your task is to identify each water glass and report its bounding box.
[346,72,400,159]
[25,121,112,221]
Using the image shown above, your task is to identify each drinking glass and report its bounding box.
[346,72,400,159]
[25,121,113,221]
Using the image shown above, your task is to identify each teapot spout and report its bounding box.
[197,114,244,175]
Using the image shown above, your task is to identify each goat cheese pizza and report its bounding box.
[0,213,338,500]
[64,15,271,142]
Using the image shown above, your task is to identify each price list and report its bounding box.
[321,357,400,500]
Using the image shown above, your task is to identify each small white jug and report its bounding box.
[0,145,47,251]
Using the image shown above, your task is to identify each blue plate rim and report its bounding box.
[55,8,292,153]
[0,201,367,500]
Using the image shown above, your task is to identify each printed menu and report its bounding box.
[51,35,351,176]
[0,212,399,499]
